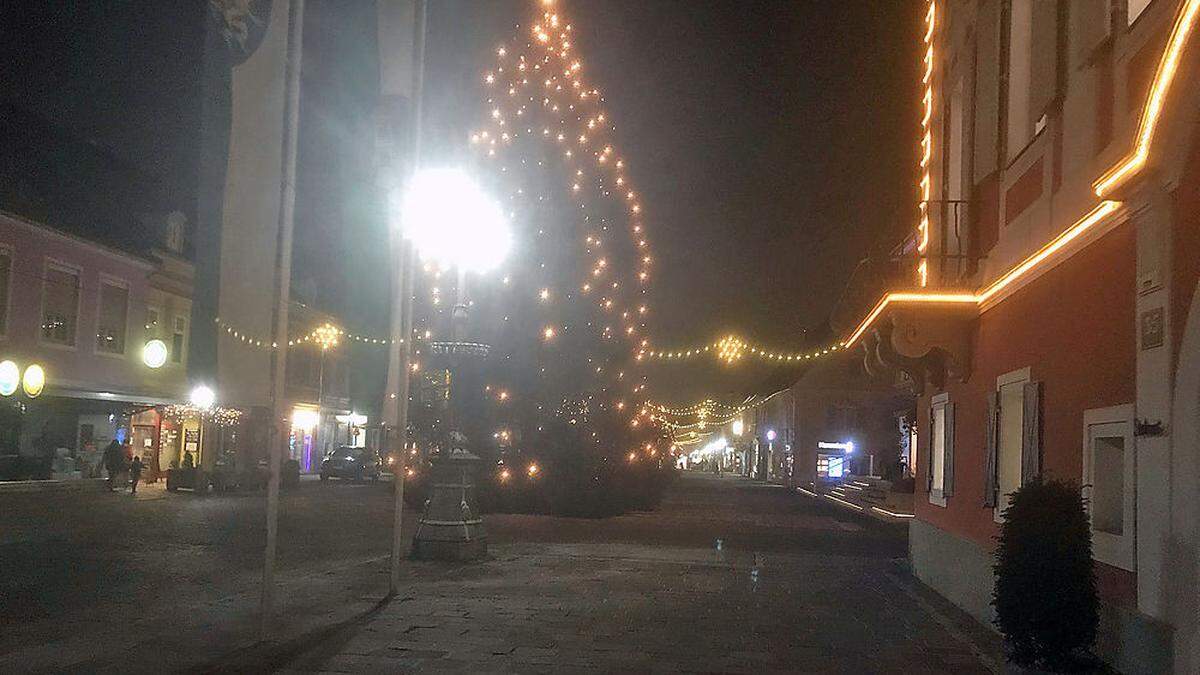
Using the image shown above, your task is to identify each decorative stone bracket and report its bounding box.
[861,302,974,394]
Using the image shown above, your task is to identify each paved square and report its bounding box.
[273,475,997,673]
[0,474,998,673]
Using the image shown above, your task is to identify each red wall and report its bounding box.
[915,222,1137,548]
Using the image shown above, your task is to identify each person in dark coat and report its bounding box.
[128,455,145,494]
[102,440,124,491]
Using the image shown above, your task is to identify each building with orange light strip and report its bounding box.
[843,1,1200,669]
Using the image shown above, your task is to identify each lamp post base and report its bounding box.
[411,535,487,562]
[411,448,487,562]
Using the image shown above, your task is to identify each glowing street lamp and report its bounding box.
[0,360,19,397]
[21,364,45,398]
[400,168,509,562]
[143,339,169,369]
[311,322,341,456]
[761,429,777,482]
[400,167,510,430]
[313,323,340,351]
[402,168,511,276]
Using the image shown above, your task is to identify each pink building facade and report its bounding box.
[0,210,191,479]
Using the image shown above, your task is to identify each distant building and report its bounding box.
[282,302,356,473]
[751,389,793,482]
[788,355,911,486]
[0,210,192,480]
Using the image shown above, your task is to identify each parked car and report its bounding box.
[319,446,382,482]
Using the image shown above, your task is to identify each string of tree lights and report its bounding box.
[462,0,665,432]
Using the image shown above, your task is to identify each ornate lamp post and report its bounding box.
[400,167,510,561]
[312,322,340,461]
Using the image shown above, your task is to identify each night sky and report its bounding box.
[421,0,920,403]
[0,0,920,406]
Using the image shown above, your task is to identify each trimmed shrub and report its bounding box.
[993,478,1098,671]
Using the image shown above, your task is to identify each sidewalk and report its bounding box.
[217,542,997,674]
[208,475,999,674]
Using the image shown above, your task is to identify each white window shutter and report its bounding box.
[943,402,956,497]
[926,405,935,492]
[1022,381,1042,483]
[983,391,999,507]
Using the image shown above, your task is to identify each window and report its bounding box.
[996,376,1026,513]
[146,307,160,338]
[1096,41,1115,153]
[1092,436,1125,533]
[944,76,968,280]
[1003,0,1058,161]
[1005,0,1034,159]
[0,249,10,335]
[987,368,1041,519]
[42,263,80,346]
[928,393,955,506]
[96,281,129,354]
[946,79,966,202]
[172,316,187,364]
[1083,405,1135,570]
[909,424,918,478]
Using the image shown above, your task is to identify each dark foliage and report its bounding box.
[475,410,676,518]
[993,478,1098,670]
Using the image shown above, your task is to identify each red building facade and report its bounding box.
[844,1,1200,670]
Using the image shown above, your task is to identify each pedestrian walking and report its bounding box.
[102,440,123,491]
[129,455,145,494]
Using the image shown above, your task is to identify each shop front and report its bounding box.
[816,441,854,483]
[333,412,369,448]
[290,405,319,473]
[286,406,367,474]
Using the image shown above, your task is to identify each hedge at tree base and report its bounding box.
[993,477,1099,672]
[409,460,679,519]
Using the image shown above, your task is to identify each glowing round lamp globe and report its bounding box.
[143,339,169,369]
[0,360,18,396]
[402,168,512,273]
[190,385,216,409]
[22,364,45,398]
[766,429,777,442]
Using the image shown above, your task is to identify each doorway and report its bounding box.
[1083,406,1135,571]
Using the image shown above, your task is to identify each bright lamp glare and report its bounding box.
[402,168,512,273]
[0,360,18,397]
[190,385,216,409]
[143,339,169,369]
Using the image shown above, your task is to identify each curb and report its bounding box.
[0,478,108,494]
[794,485,916,523]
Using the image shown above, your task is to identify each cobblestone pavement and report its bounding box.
[264,475,999,674]
[0,473,999,673]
